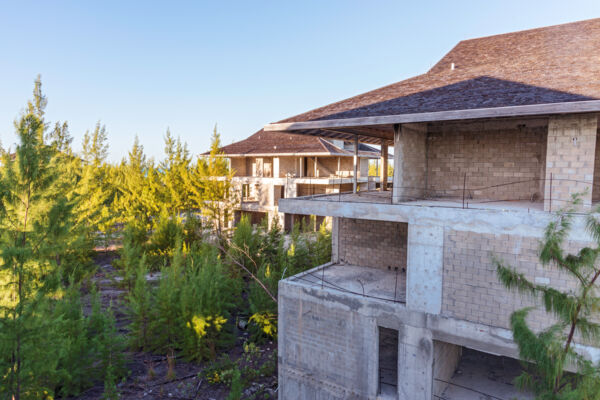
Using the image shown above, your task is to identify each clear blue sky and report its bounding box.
[1,1,599,162]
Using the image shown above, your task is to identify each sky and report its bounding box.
[1,1,599,162]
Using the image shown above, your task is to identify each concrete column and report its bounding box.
[544,114,598,211]
[406,224,444,314]
[398,325,434,400]
[353,136,358,193]
[381,142,388,191]
[331,217,340,263]
[392,123,427,203]
[273,157,280,178]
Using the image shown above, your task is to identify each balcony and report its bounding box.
[298,190,545,212]
[290,263,406,304]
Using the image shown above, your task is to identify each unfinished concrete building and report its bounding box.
[217,131,386,230]
[267,19,600,399]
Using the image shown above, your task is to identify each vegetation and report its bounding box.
[0,77,124,399]
[0,77,332,398]
[495,196,600,399]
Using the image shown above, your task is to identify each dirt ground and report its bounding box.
[75,250,277,400]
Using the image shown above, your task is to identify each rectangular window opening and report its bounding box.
[378,327,398,398]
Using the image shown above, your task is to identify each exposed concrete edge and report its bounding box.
[279,275,600,366]
[278,198,595,241]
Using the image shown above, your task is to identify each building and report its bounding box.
[218,130,388,230]
[266,19,600,399]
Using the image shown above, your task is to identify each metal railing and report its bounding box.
[293,173,600,214]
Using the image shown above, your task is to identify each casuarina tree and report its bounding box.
[495,196,600,399]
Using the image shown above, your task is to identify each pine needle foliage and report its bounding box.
[184,127,237,236]
[0,77,126,399]
[495,196,600,399]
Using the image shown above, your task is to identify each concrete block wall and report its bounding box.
[544,114,598,210]
[393,123,428,202]
[591,125,600,203]
[338,218,407,269]
[442,229,584,332]
[427,122,547,201]
[433,341,462,398]
[278,285,378,399]
[230,157,247,176]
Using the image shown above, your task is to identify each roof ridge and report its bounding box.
[457,17,600,44]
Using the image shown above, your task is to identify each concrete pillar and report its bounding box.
[331,217,340,263]
[273,157,280,178]
[381,142,388,191]
[406,225,444,314]
[392,123,427,203]
[398,325,434,400]
[544,114,598,211]
[353,136,358,193]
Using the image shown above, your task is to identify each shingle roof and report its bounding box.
[278,18,600,123]
[217,130,381,157]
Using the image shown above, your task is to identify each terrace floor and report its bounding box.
[292,263,406,304]
[306,190,546,212]
[441,348,534,400]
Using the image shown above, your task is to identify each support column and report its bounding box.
[392,123,427,203]
[544,114,598,211]
[314,156,318,177]
[353,135,358,193]
[380,140,388,191]
[406,224,444,314]
[398,326,433,400]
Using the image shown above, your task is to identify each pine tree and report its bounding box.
[160,129,192,215]
[185,127,237,237]
[495,197,600,398]
[78,122,116,248]
[114,136,161,227]
[0,77,75,399]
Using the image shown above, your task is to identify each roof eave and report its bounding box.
[264,99,600,133]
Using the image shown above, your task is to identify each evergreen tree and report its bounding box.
[0,77,75,399]
[160,129,192,215]
[77,122,116,248]
[495,198,600,399]
[114,136,161,227]
[185,127,236,236]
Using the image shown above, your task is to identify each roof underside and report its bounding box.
[264,18,600,144]
[217,130,381,157]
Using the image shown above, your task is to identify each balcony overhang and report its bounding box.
[264,100,600,144]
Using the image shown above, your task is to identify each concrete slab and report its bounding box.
[291,263,406,304]
[440,348,534,400]
[302,190,547,213]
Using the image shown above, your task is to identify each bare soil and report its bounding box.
[75,250,277,400]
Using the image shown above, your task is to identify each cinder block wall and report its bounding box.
[393,123,428,201]
[230,158,247,176]
[591,126,600,203]
[278,289,376,399]
[442,229,584,332]
[433,341,462,398]
[544,114,598,209]
[338,218,407,269]
[427,122,547,201]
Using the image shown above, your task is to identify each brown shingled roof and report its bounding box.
[277,18,600,123]
[217,130,380,157]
